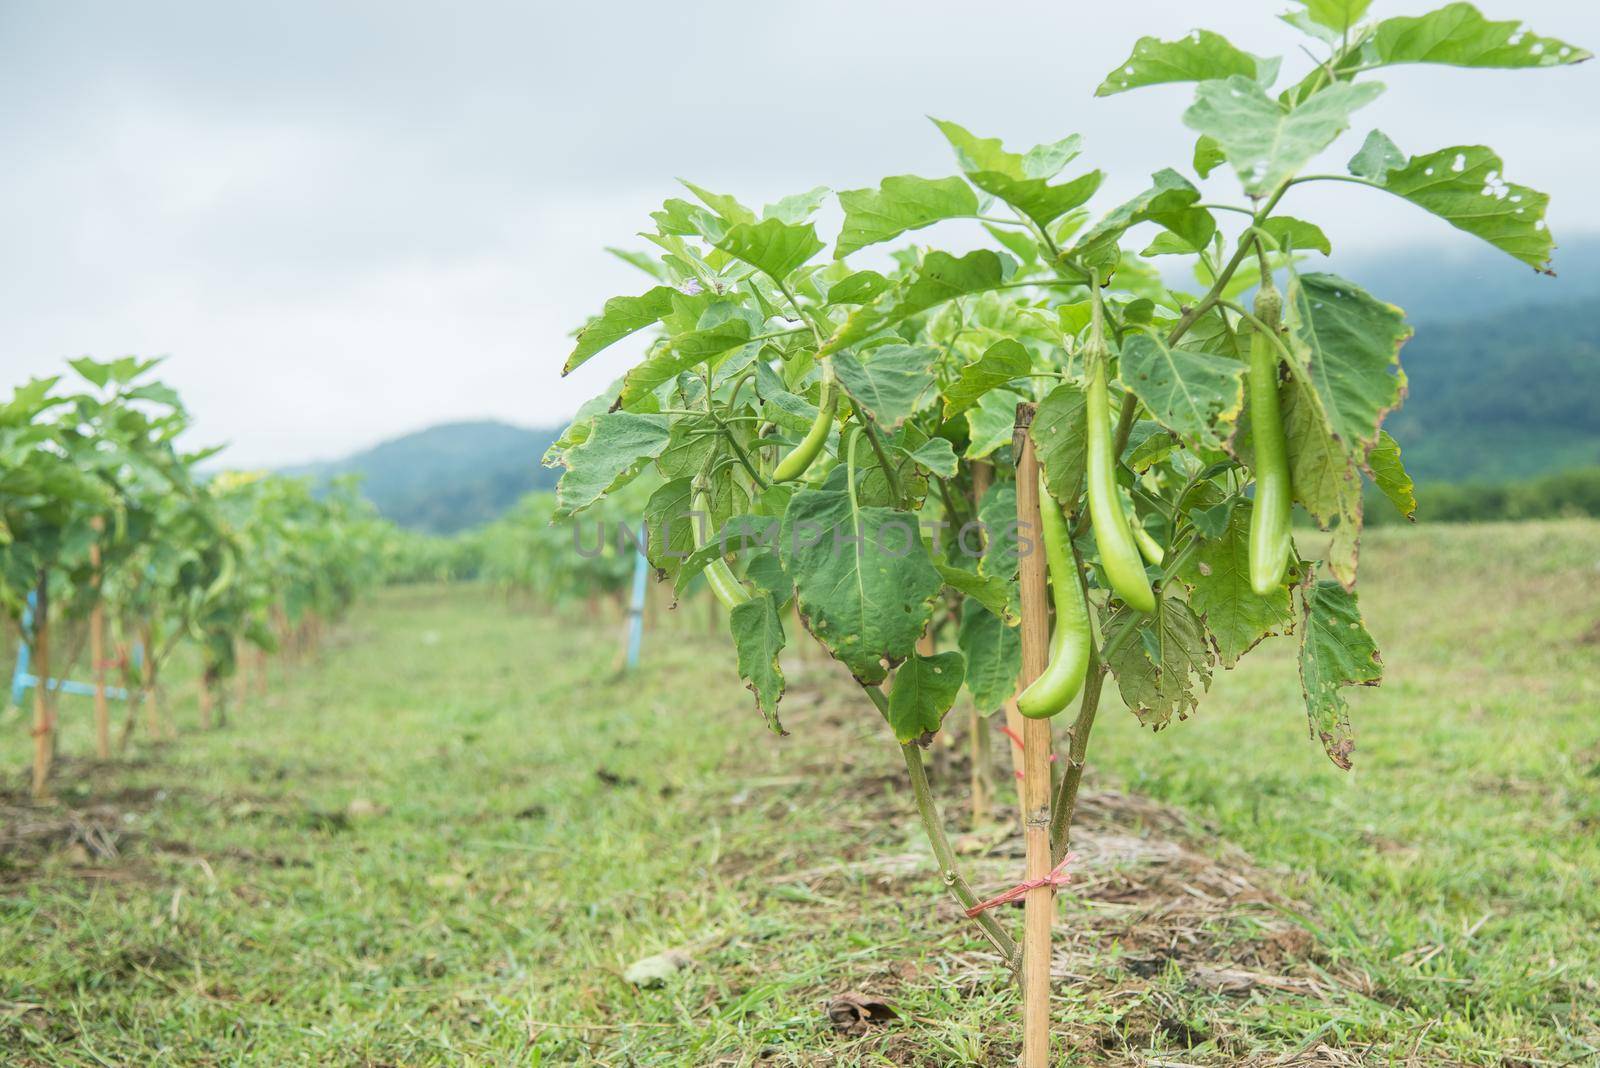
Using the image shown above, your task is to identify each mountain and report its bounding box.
[1331,235,1600,324]
[289,420,559,533]
[1384,295,1600,483]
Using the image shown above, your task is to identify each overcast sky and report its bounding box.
[1,1,1595,466]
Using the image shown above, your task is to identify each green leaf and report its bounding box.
[763,186,830,224]
[715,218,825,282]
[1372,3,1591,70]
[835,176,979,258]
[1364,144,1556,272]
[617,320,755,409]
[1284,271,1411,463]
[650,198,726,241]
[1367,429,1416,520]
[1031,382,1088,505]
[932,118,1083,180]
[1103,591,1215,729]
[1179,500,1294,667]
[832,345,938,430]
[931,120,1101,228]
[554,413,671,514]
[680,179,757,225]
[1066,169,1202,266]
[973,171,1103,233]
[1183,76,1384,195]
[564,287,677,375]
[937,560,1019,625]
[942,339,1032,419]
[907,437,959,478]
[1281,376,1363,589]
[825,270,893,307]
[1260,216,1331,255]
[1119,334,1247,451]
[977,482,1019,579]
[1096,30,1267,96]
[1193,135,1226,178]
[888,651,966,742]
[1347,130,1405,182]
[825,250,1015,354]
[731,595,787,734]
[957,598,1022,710]
[964,389,1022,460]
[606,246,665,279]
[781,488,943,684]
[1298,578,1382,769]
[1294,0,1373,33]
[643,478,695,580]
[68,357,113,389]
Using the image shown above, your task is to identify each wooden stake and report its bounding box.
[31,580,53,800]
[1014,404,1054,1068]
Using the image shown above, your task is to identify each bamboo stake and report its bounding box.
[1014,404,1054,1068]
[31,580,53,799]
[90,522,110,760]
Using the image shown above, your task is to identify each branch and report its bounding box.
[863,683,1021,973]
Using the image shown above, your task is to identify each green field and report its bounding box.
[2,521,1598,1066]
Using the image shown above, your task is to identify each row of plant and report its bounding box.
[2,358,393,799]
[547,1,1585,1061]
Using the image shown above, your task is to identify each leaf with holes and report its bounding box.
[731,594,787,734]
[832,345,938,430]
[1363,144,1556,272]
[1097,30,1273,96]
[1184,76,1383,196]
[1298,578,1382,769]
[1180,500,1294,667]
[1119,333,1247,451]
[1372,4,1592,70]
[1102,592,1214,729]
[887,651,966,742]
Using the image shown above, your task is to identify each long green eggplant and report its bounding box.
[772,369,836,483]
[1085,348,1156,614]
[1247,286,1293,595]
[692,489,750,609]
[1017,474,1091,719]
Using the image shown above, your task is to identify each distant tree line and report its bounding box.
[1366,467,1600,526]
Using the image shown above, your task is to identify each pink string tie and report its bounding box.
[964,852,1078,917]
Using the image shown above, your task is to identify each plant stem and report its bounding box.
[862,684,1021,971]
[849,401,904,507]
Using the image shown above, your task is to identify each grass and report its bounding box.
[1,520,1597,1065]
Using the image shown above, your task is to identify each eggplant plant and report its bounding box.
[550,2,1585,1058]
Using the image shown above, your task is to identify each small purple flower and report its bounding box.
[678,278,703,296]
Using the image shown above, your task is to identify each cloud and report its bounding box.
[1,0,1595,464]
